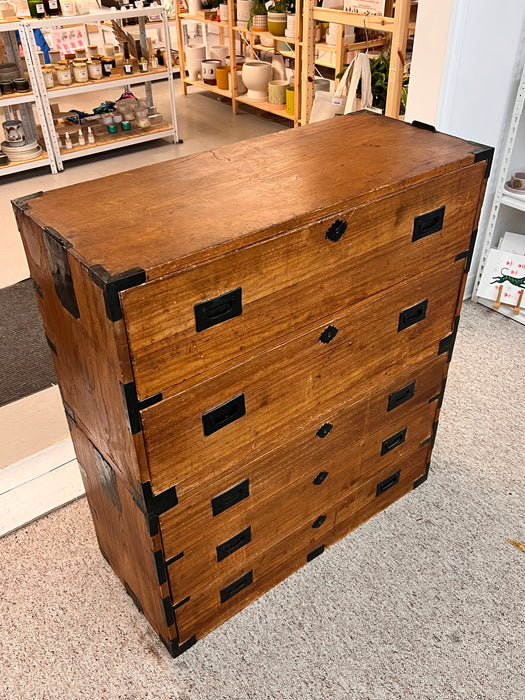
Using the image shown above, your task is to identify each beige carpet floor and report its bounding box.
[1,300,524,700]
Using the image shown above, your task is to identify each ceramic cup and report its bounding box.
[201,59,221,85]
[268,79,288,108]
[2,119,25,143]
[509,172,525,191]
[285,85,295,115]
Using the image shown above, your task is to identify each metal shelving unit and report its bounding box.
[473,61,525,324]
[0,19,57,175]
[22,5,179,171]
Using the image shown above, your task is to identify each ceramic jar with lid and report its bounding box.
[87,60,102,80]
[42,68,55,88]
[56,65,72,86]
[73,61,88,83]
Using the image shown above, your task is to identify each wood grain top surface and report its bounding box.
[23,112,480,280]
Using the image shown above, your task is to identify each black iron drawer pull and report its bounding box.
[398,299,428,331]
[388,381,416,411]
[194,287,242,332]
[319,325,338,344]
[216,526,252,562]
[312,515,327,529]
[412,205,445,242]
[313,471,329,485]
[376,469,401,496]
[325,219,347,242]
[202,393,246,436]
[211,479,249,517]
[381,427,407,456]
[220,570,253,603]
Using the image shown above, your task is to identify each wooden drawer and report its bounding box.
[165,398,436,602]
[171,445,430,644]
[160,352,446,559]
[142,259,464,493]
[122,164,483,400]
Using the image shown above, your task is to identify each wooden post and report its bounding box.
[384,0,411,118]
[228,0,238,113]
[174,0,187,95]
[300,0,316,125]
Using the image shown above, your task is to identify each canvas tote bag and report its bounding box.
[309,52,373,123]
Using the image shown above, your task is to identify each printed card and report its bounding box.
[478,248,525,306]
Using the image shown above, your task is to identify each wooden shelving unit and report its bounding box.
[174,0,303,126]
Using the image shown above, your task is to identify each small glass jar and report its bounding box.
[87,60,102,80]
[101,58,113,77]
[121,121,131,131]
[28,0,45,19]
[101,114,113,125]
[55,65,72,86]
[61,0,76,15]
[74,48,87,60]
[49,50,61,64]
[73,61,88,83]
[149,55,159,71]
[87,45,98,58]
[42,68,55,88]
[138,57,148,73]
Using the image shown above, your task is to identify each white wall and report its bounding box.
[406,0,525,296]
[404,0,455,127]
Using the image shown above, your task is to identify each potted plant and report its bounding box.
[248,0,268,30]
[267,0,288,36]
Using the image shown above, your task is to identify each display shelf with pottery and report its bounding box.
[235,94,294,120]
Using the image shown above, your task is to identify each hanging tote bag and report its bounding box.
[309,52,373,123]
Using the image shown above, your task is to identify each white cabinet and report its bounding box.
[473,62,525,323]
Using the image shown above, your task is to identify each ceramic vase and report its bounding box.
[267,11,286,36]
[187,0,201,13]
[216,65,230,90]
[209,44,229,64]
[219,2,228,21]
[185,43,206,80]
[271,52,286,81]
[201,58,221,85]
[285,13,296,38]
[285,85,294,115]
[241,60,271,101]
[268,79,288,108]
[236,0,255,28]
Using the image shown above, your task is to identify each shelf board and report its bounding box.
[236,26,298,44]
[44,69,169,99]
[235,94,293,120]
[316,38,385,53]
[0,151,50,176]
[58,123,175,160]
[180,12,224,27]
[184,78,232,98]
[501,192,525,213]
[0,90,36,106]
[22,6,157,29]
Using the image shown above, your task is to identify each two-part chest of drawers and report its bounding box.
[14,112,492,657]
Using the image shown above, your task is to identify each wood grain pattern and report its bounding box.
[172,446,429,644]
[142,259,465,493]
[69,422,171,644]
[160,352,448,561]
[23,113,481,281]
[122,163,484,399]
[14,212,146,487]
[165,400,437,601]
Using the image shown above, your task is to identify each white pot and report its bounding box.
[285,13,296,38]
[219,3,228,21]
[326,22,355,46]
[187,57,203,80]
[236,0,255,26]
[201,58,221,85]
[185,43,206,60]
[241,60,271,101]
[209,44,229,64]
[187,0,201,13]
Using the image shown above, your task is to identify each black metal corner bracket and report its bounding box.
[120,381,162,435]
[43,227,80,319]
[138,480,178,517]
[307,544,325,562]
[88,264,146,322]
[438,316,460,362]
[413,463,431,489]
[152,549,167,586]
[162,596,175,627]
[411,120,437,132]
[161,634,197,658]
[468,141,495,179]
[11,190,45,213]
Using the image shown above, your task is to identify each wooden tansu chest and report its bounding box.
[14,113,492,657]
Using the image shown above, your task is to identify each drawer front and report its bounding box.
[142,260,463,493]
[171,446,429,644]
[160,353,447,561]
[122,164,483,400]
[165,398,436,602]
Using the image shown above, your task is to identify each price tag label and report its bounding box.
[345,0,385,15]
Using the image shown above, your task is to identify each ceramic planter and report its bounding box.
[241,60,271,101]
[209,45,229,64]
[216,65,230,90]
[251,13,268,31]
[285,85,294,115]
[236,0,255,27]
[201,58,221,85]
[267,11,286,37]
[268,79,288,108]
[285,13,296,38]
